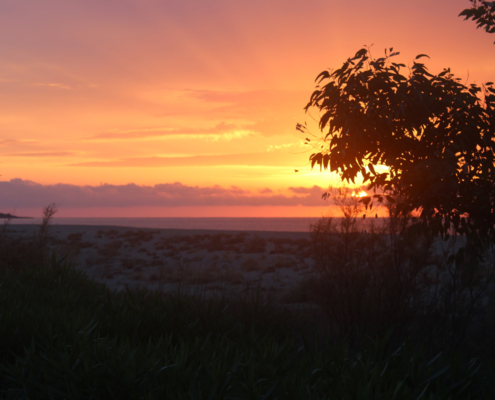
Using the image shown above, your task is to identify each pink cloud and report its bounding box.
[0,179,328,209]
[289,186,325,195]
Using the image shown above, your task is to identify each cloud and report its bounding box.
[0,139,41,149]
[33,83,74,90]
[0,179,328,209]
[0,139,66,158]
[266,142,302,152]
[186,90,306,135]
[67,150,303,167]
[8,151,76,157]
[289,186,325,195]
[88,122,254,140]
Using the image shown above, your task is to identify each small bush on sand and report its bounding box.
[0,204,57,273]
[241,257,261,272]
[98,240,123,258]
[243,235,266,253]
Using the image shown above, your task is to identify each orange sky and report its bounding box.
[0,0,494,217]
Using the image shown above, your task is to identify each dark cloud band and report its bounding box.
[0,179,328,209]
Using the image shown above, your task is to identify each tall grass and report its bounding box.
[0,204,57,273]
[308,189,495,357]
[0,259,491,399]
[0,205,494,398]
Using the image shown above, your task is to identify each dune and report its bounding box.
[7,224,318,305]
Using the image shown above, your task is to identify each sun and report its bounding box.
[351,190,368,197]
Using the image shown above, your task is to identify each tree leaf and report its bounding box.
[368,163,376,175]
[298,46,495,260]
[385,195,396,203]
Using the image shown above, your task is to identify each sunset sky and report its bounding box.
[1,0,494,217]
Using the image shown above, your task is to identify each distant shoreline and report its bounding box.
[0,213,32,219]
[5,217,321,232]
[4,216,389,232]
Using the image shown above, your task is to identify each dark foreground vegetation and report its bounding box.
[0,252,492,399]
[0,209,495,399]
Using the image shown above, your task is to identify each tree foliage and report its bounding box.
[460,0,495,42]
[299,48,495,251]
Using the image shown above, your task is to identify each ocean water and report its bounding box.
[7,217,326,232]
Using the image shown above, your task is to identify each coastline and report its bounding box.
[5,217,321,232]
[0,213,32,219]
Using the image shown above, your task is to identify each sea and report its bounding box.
[6,217,327,232]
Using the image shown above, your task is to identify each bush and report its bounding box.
[309,191,495,355]
[0,204,58,273]
[0,212,493,398]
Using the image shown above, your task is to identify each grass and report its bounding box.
[1,209,495,398]
[0,258,492,399]
[305,195,495,357]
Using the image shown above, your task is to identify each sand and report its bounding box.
[6,224,319,305]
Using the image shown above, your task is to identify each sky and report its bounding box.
[0,0,494,217]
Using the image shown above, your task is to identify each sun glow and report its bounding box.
[2,0,492,218]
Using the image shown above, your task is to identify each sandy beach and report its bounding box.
[6,224,319,305]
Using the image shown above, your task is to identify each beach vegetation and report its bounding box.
[0,204,58,273]
[241,257,262,272]
[2,212,495,398]
[0,216,493,397]
[98,240,124,258]
[243,235,267,253]
[2,256,491,399]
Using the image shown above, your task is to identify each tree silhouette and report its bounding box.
[299,48,495,256]
[460,0,495,42]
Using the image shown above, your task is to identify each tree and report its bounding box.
[299,48,495,256]
[460,0,495,42]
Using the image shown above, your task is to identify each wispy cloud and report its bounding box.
[185,90,306,136]
[0,139,49,154]
[8,151,76,157]
[266,142,302,152]
[88,122,254,140]
[67,150,303,167]
[33,83,74,90]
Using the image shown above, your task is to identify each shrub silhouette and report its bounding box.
[0,204,57,273]
[309,191,495,354]
[460,0,495,43]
